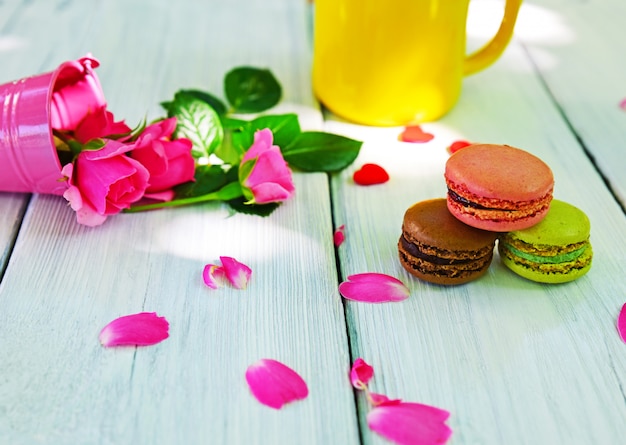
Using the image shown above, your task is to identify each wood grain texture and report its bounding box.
[327,28,626,445]
[1,0,626,444]
[0,179,359,444]
[0,194,29,277]
[0,0,98,80]
[0,0,357,444]
[514,0,626,207]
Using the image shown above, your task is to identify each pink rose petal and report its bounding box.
[367,402,452,445]
[202,264,226,289]
[447,140,472,154]
[240,129,295,204]
[99,312,169,347]
[339,273,410,303]
[353,163,390,186]
[350,358,374,389]
[74,106,131,143]
[399,125,435,143]
[334,225,346,247]
[142,189,176,202]
[220,256,252,289]
[371,393,403,406]
[617,303,626,343]
[619,98,626,111]
[245,358,309,409]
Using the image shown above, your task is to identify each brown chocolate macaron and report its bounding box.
[398,198,498,285]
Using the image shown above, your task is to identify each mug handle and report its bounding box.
[464,0,523,75]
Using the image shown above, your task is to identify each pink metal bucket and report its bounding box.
[0,56,105,195]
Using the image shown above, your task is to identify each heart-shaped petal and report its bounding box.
[353,164,390,186]
[99,312,169,347]
[447,140,472,154]
[617,303,626,343]
[245,358,309,409]
[339,273,409,303]
[399,125,434,143]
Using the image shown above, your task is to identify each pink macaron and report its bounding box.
[445,144,554,232]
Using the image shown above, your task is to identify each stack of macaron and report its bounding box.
[398,144,593,285]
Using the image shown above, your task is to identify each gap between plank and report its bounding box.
[327,172,366,445]
[0,194,32,284]
[520,43,626,216]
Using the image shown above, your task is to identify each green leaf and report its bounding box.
[175,89,227,116]
[246,114,301,149]
[227,197,280,217]
[214,181,245,201]
[173,164,234,198]
[160,100,173,113]
[226,113,302,161]
[66,139,84,156]
[237,159,255,202]
[65,138,106,156]
[220,116,248,130]
[169,92,224,158]
[282,131,362,172]
[230,128,252,157]
[224,67,282,113]
[161,89,227,116]
[215,128,245,165]
[82,139,107,151]
[214,116,253,164]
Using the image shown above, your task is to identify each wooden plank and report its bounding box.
[0,0,107,278]
[0,0,358,443]
[328,37,626,444]
[0,0,99,80]
[78,0,320,126]
[0,0,74,276]
[514,0,626,206]
[0,194,28,277]
[0,177,358,444]
[3,0,624,444]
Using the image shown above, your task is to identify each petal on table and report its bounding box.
[339,273,409,303]
[334,224,346,247]
[353,163,390,186]
[202,264,226,289]
[350,358,374,389]
[219,256,252,289]
[367,402,452,445]
[370,393,403,407]
[99,312,169,347]
[245,358,309,409]
[398,125,434,143]
[447,140,472,154]
[617,303,626,343]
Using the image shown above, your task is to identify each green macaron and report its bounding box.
[498,199,592,283]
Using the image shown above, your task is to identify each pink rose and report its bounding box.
[130,117,195,200]
[50,56,107,131]
[74,106,132,143]
[239,128,295,204]
[62,140,149,226]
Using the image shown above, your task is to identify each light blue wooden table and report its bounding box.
[1,0,625,444]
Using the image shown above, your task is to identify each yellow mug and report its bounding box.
[312,0,522,126]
